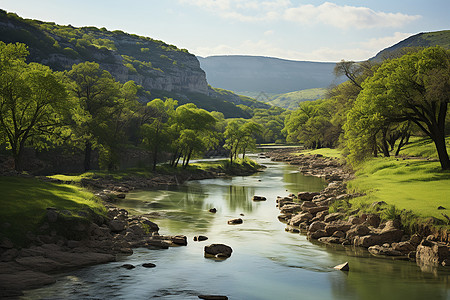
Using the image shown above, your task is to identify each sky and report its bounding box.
[0,0,448,62]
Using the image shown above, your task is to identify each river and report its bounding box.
[22,157,450,299]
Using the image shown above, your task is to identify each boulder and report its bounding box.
[204,244,233,258]
[297,192,320,201]
[108,219,127,233]
[141,218,159,232]
[198,295,228,300]
[308,221,326,233]
[309,229,329,239]
[307,206,328,215]
[121,264,135,269]
[324,221,352,236]
[227,218,243,225]
[252,196,266,201]
[392,241,416,254]
[289,212,313,226]
[364,214,381,228]
[301,201,317,211]
[168,235,188,246]
[280,204,302,215]
[334,262,349,271]
[416,239,450,266]
[318,236,344,244]
[209,208,217,213]
[194,235,208,242]
[346,224,371,241]
[142,263,156,268]
[368,245,403,257]
[324,212,344,223]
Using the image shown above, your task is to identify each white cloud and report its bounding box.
[264,29,275,36]
[179,1,421,28]
[284,2,421,29]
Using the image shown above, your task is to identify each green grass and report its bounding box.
[269,88,327,110]
[347,157,450,227]
[293,148,342,159]
[0,176,106,246]
[399,136,450,159]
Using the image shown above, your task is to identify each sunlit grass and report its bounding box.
[0,176,106,245]
[347,157,450,224]
[399,136,450,158]
[293,148,342,158]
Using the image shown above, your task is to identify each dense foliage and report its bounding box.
[0,42,277,172]
[284,47,449,170]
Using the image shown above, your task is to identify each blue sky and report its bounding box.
[1,0,448,62]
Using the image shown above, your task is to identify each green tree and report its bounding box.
[224,119,262,163]
[141,98,177,171]
[345,47,450,169]
[0,42,68,171]
[65,61,121,171]
[171,104,218,168]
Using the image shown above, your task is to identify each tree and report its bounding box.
[65,61,121,171]
[224,120,262,163]
[141,98,177,171]
[0,42,68,171]
[346,47,450,169]
[164,103,218,168]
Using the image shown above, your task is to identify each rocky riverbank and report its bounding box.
[265,148,450,271]
[0,163,263,298]
[0,195,190,298]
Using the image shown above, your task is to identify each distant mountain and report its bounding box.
[198,55,344,95]
[0,10,262,118]
[372,30,450,61]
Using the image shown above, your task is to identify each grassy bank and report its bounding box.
[0,176,106,246]
[346,158,449,226]
[294,139,450,231]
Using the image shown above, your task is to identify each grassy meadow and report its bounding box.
[296,138,450,229]
[0,176,106,245]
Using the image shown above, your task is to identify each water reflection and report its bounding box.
[21,159,450,300]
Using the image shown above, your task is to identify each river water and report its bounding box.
[22,157,450,299]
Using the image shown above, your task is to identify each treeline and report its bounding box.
[284,46,450,170]
[0,42,283,172]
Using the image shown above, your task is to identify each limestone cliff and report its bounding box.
[0,10,208,96]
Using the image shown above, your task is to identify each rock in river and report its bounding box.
[227,218,243,225]
[204,244,233,258]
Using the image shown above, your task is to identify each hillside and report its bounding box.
[372,30,450,61]
[198,55,345,94]
[0,10,259,118]
[266,88,327,110]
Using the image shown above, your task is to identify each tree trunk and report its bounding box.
[84,141,92,171]
[434,133,450,170]
[381,127,390,157]
[13,149,24,172]
[152,144,159,171]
